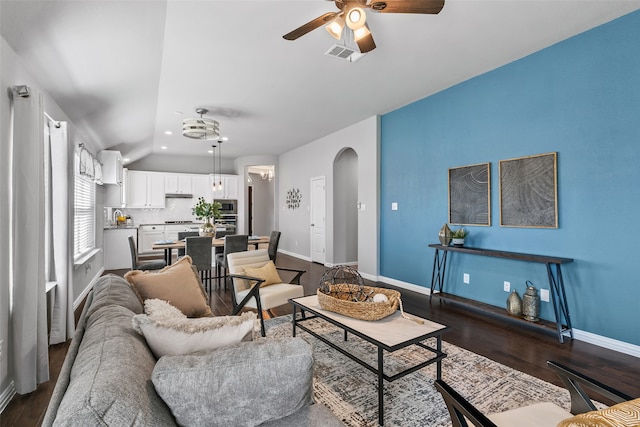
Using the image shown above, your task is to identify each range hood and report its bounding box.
[165,193,193,199]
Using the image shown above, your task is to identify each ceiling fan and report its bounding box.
[283,0,445,54]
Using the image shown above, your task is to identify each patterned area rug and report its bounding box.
[264,316,574,427]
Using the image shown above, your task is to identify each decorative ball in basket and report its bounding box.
[317,266,400,321]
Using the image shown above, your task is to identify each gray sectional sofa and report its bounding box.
[43,274,343,426]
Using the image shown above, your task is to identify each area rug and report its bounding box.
[264,316,575,427]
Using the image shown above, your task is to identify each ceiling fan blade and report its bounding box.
[368,0,445,14]
[356,31,376,53]
[283,12,339,40]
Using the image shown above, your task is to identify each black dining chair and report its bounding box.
[177,231,199,257]
[214,234,248,289]
[185,236,213,296]
[268,230,281,263]
[128,236,166,271]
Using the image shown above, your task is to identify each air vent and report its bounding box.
[324,44,367,62]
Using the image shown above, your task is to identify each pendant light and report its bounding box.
[183,108,219,140]
[211,144,217,192]
[217,140,224,191]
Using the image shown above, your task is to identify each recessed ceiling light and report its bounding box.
[161,146,167,150]
[207,149,213,154]
[221,136,229,141]
[174,111,183,115]
[122,157,130,163]
[164,130,172,135]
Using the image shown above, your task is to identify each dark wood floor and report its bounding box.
[3,253,639,426]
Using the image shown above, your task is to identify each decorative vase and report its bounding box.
[506,290,523,316]
[451,238,464,247]
[522,281,540,322]
[438,224,452,246]
[199,221,215,237]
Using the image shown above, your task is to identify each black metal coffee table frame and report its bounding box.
[290,297,449,426]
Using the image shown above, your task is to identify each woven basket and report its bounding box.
[317,284,400,321]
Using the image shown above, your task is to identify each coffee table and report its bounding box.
[289,295,450,426]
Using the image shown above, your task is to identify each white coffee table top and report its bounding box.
[292,295,448,348]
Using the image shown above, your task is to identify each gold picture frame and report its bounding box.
[499,152,558,228]
[448,162,491,226]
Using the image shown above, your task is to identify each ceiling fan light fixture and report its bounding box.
[182,108,220,140]
[346,7,366,30]
[353,24,371,42]
[325,15,345,40]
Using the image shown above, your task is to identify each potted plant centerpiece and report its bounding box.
[192,197,222,237]
[450,228,468,247]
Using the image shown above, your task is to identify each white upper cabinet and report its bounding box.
[127,171,165,208]
[192,174,213,201]
[165,173,193,194]
[98,150,123,185]
[212,175,239,199]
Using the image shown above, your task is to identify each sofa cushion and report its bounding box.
[144,298,187,319]
[132,309,257,358]
[86,273,144,318]
[557,398,640,427]
[52,304,175,426]
[152,337,314,427]
[244,260,282,287]
[124,255,212,317]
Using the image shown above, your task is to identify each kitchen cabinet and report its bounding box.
[212,175,239,199]
[164,224,187,242]
[127,171,165,208]
[192,174,213,202]
[165,173,193,195]
[98,150,123,185]
[104,168,128,207]
[138,225,165,254]
[103,227,137,269]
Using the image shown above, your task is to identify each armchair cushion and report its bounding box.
[557,397,640,427]
[152,337,314,427]
[124,256,212,318]
[243,260,282,287]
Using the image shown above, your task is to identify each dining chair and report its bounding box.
[177,231,199,257]
[214,234,248,289]
[128,235,166,271]
[185,236,213,296]
[267,230,281,263]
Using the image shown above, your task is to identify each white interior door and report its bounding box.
[310,176,326,264]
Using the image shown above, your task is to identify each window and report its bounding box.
[74,153,96,261]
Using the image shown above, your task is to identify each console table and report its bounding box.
[428,244,573,343]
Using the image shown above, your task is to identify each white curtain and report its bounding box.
[48,122,73,345]
[10,85,49,394]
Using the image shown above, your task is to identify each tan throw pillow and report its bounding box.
[124,256,212,317]
[557,398,640,427]
[244,261,282,287]
[131,311,258,358]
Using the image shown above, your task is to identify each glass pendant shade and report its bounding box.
[326,16,345,40]
[346,7,366,30]
[353,24,371,42]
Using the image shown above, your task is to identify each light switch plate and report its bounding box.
[540,289,550,302]
[391,202,398,210]
[463,273,470,284]
[504,281,511,292]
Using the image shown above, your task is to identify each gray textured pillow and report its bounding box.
[152,337,314,427]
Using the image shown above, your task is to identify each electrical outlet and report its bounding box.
[391,202,398,211]
[503,281,511,292]
[540,289,550,302]
[463,273,470,284]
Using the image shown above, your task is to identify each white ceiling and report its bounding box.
[2,0,639,164]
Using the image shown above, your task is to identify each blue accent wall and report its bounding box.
[380,10,640,345]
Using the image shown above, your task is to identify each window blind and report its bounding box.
[74,161,96,261]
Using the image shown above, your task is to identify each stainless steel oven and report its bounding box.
[215,199,237,214]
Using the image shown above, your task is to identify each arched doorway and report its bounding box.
[333,148,358,265]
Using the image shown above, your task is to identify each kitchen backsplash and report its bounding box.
[121,198,202,225]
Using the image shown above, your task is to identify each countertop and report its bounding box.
[103,225,139,230]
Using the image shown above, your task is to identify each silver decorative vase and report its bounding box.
[506,290,523,316]
[438,224,452,246]
[199,222,215,237]
[522,282,540,322]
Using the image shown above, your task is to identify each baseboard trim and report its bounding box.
[0,381,15,415]
[73,267,104,310]
[278,249,312,262]
[379,276,640,358]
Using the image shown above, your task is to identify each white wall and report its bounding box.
[278,116,379,279]
[333,148,358,265]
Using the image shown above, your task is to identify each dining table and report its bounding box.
[151,235,270,265]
